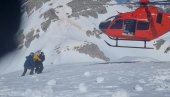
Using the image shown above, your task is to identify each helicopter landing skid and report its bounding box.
[104,38,154,49]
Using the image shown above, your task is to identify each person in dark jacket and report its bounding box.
[34,51,45,74]
[34,50,41,73]
[36,52,45,74]
[21,52,35,76]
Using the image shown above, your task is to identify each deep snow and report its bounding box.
[0,61,170,97]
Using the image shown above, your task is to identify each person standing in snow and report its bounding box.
[21,52,35,76]
[38,52,45,73]
[33,50,42,74]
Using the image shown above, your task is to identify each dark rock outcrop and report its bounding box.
[21,0,51,15]
[67,0,111,18]
[74,42,110,61]
[41,9,59,32]
[153,39,165,50]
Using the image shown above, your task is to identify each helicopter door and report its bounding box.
[123,19,136,35]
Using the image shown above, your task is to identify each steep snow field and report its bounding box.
[0,62,170,97]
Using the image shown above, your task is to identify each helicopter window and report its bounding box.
[137,21,149,30]
[111,19,123,29]
[99,21,111,29]
[123,19,136,35]
[156,13,163,24]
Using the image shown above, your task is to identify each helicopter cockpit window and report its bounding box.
[99,16,116,29]
[111,19,123,29]
[99,21,111,29]
[137,21,150,30]
[123,19,136,35]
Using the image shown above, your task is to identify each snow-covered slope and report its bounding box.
[0,62,170,97]
[117,56,159,62]
[0,0,170,74]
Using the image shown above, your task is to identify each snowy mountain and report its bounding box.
[0,0,170,74]
[0,0,170,97]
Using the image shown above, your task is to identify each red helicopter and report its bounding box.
[99,0,170,49]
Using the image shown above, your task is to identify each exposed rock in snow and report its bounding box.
[16,29,40,48]
[86,28,102,39]
[21,0,51,15]
[25,30,39,48]
[165,47,170,53]
[153,39,165,50]
[54,41,109,61]
[67,0,110,18]
[74,42,110,61]
[153,33,170,53]
[153,38,170,53]
[41,8,59,32]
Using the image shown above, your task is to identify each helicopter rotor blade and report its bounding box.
[149,3,170,5]
[83,0,170,6]
[100,3,139,6]
[149,0,170,5]
[82,2,139,6]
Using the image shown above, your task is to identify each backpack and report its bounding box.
[33,53,41,62]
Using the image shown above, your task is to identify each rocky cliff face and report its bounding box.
[16,0,111,62]
[21,0,51,15]
[67,0,110,18]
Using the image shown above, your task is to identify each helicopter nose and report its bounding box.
[99,20,111,30]
[99,22,104,30]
